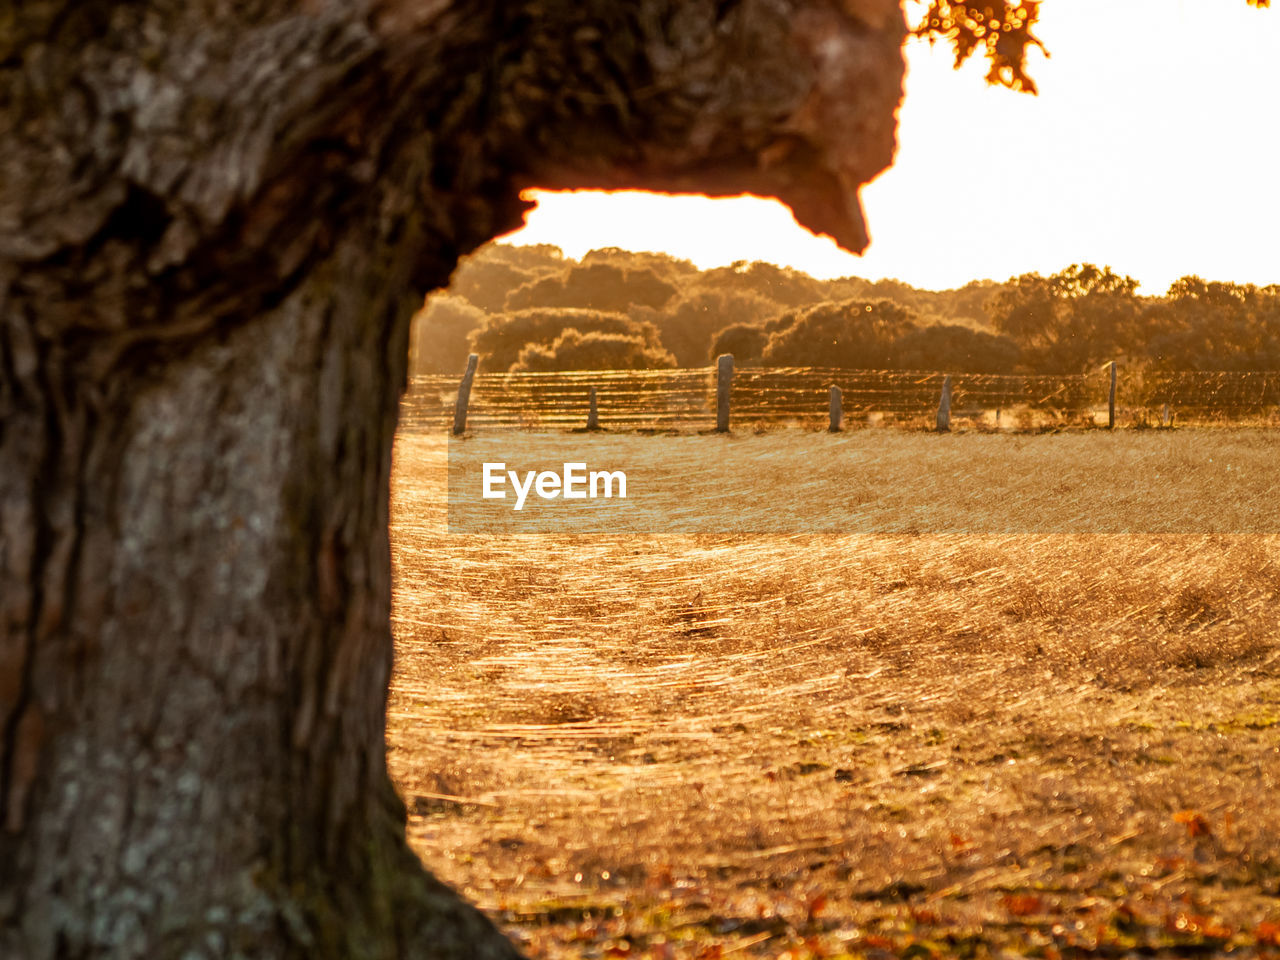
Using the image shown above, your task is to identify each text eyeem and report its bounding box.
[481,462,627,511]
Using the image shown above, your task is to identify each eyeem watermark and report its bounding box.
[446,431,1280,535]
[482,462,627,511]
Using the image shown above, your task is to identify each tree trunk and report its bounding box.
[0,1,904,956]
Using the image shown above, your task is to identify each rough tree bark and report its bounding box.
[0,1,903,956]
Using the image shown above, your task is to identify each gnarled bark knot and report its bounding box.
[0,2,904,957]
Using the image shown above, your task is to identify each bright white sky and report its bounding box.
[503,0,1280,295]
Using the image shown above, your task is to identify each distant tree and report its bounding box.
[986,263,1141,371]
[581,246,700,282]
[505,262,678,313]
[635,289,782,366]
[869,277,1011,328]
[487,242,568,271]
[451,259,533,313]
[470,308,662,372]
[949,279,1011,325]
[693,260,828,308]
[447,243,567,312]
[709,313,799,365]
[709,324,769,365]
[512,329,677,371]
[717,302,1020,371]
[410,294,486,375]
[1143,277,1280,370]
[815,275,875,302]
[861,276,929,313]
[896,323,1021,373]
[762,299,916,368]
[1051,262,1140,299]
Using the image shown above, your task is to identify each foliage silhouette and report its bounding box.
[512,329,678,371]
[418,245,1280,379]
[470,307,664,372]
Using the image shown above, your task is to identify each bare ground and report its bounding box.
[388,431,1280,959]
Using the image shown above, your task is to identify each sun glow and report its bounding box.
[503,0,1280,294]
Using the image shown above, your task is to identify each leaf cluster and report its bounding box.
[912,1,1046,92]
[912,0,1268,93]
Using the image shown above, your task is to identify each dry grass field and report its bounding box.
[388,430,1280,959]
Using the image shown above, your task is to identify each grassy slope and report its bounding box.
[388,431,1280,959]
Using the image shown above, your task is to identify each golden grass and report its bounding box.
[443,429,1280,534]
[388,430,1280,959]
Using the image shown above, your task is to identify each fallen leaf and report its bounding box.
[948,832,973,852]
[1254,921,1280,945]
[1166,911,1232,939]
[1002,893,1045,917]
[1173,809,1212,838]
[910,905,941,924]
[807,892,829,920]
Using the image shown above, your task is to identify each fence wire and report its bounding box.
[399,366,1280,432]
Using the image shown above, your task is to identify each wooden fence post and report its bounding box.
[452,353,478,436]
[1161,402,1170,428]
[587,386,599,430]
[936,375,952,433]
[716,354,733,433]
[829,385,843,433]
[1108,360,1117,430]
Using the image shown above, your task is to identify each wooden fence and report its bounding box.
[400,361,1280,434]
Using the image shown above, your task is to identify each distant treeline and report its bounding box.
[410,244,1280,376]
